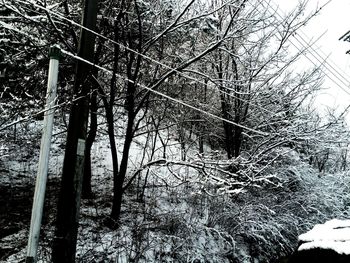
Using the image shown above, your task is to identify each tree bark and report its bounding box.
[110,105,135,225]
[52,0,97,261]
[82,91,98,199]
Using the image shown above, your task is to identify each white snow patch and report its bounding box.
[298,219,350,255]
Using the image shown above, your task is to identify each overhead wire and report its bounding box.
[9,0,350,98]
[59,48,270,136]
[260,0,350,96]
[300,29,350,83]
[2,0,339,131]
[19,0,345,123]
[273,0,350,83]
[2,0,346,136]
[20,0,349,116]
[21,0,332,123]
[0,19,270,137]
[14,0,290,117]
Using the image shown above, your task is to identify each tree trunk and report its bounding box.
[52,0,97,261]
[217,54,235,159]
[223,121,235,159]
[233,125,242,158]
[110,109,134,225]
[199,133,204,154]
[82,91,98,199]
[220,90,235,159]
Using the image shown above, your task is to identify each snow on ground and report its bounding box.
[2,112,350,262]
[298,219,350,255]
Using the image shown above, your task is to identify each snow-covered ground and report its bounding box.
[1,114,350,262]
[299,219,350,255]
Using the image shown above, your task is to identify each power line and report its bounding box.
[59,48,270,136]
[11,0,310,117]
[0,94,86,132]
[3,2,344,136]
[2,21,346,143]
[260,0,350,96]
[61,48,337,139]
[26,0,347,107]
[0,18,270,136]
[304,29,350,81]
[14,0,350,96]
[270,0,350,84]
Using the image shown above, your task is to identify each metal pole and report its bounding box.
[26,46,61,263]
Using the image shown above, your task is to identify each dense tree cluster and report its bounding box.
[1,0,350,262]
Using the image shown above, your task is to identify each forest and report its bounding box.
[1,0,350,262]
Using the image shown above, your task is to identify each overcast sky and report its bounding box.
[275,0,350,119]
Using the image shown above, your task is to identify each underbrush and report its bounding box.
[1,119,349,263]
[63,159,350,262]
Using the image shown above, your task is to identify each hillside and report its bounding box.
[1,115,349,262]
[2,0,350,262]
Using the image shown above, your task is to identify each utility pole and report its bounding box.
[339,30,350,54]
[52,0,98,262]
[25,46,60,263]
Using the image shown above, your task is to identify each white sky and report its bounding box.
[276,0,350,119]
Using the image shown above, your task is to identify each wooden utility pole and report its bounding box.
[340,30,350,54]
[52,0,98,262]
[26,46,60,263]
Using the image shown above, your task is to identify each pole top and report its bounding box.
[49,45,61,60]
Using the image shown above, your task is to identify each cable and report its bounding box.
[59,48,269,136]
[0,92,94,132]
[61,48,337,139]
[13,0,286,116]
[273,0,350,87]
[19,0,347,115]
[0,1,332,130]
[2,2,344,136]
[2,21,346,144]
[0,19,270,136]
[260,0,350,96]
[275,0,350,83]
[15,0,334,125]
[299,29,350,82]
[14,0,350,99]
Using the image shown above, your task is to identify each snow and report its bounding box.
[2,97,350,262]
[298,219,350,255]
[1,113,350,262]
